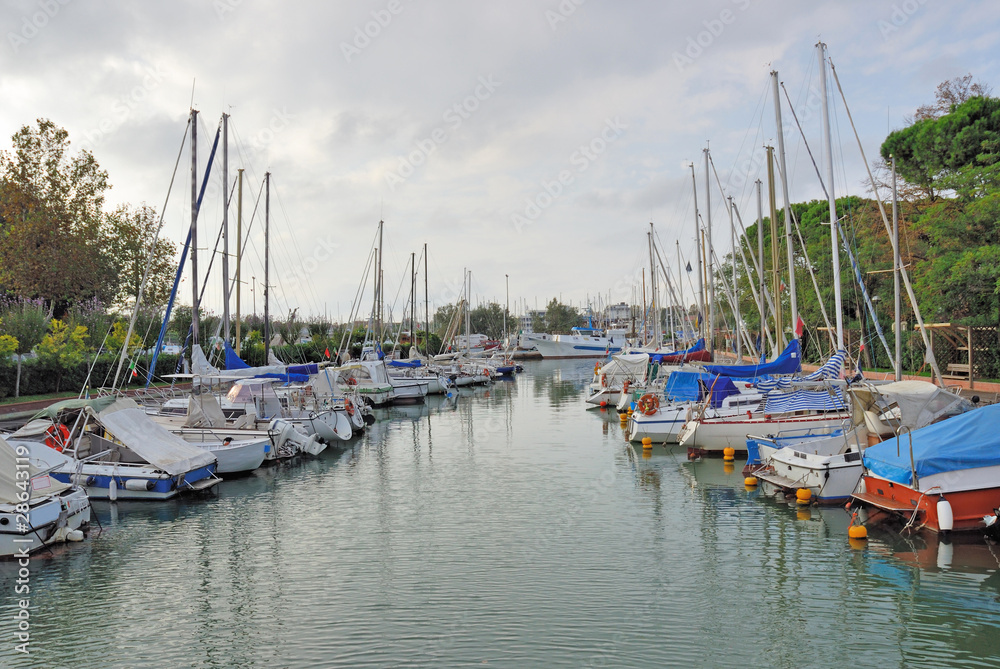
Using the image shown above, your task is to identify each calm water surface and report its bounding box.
[2,360,1000,668]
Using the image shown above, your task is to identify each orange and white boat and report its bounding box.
[852,403,1000,534]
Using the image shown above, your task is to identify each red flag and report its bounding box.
[795,315,804,338]
[324,347,331,359]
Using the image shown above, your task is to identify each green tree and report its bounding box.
[537,299,580,334]
[469,302,508,339]
[0,119,112,310]
[0,297,49,397]
[36,319,89,391]
[102,204,178,310]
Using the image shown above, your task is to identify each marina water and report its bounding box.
[2,360,999,667]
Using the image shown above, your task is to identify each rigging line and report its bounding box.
[730,78,772,208]
[112,116,191,390]
[270,176,324,318]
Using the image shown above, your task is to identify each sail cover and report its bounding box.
[703,339,801,378]
[863,403,1000,485]
[754,349,846,393]
[649,338,707,364]
[98,404,216,475]
[665,371,740,404]
[224,341,251,370]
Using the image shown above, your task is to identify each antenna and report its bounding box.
[189,78,196,108]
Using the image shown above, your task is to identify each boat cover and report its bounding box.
[665,371,739,405]
[28,397,116,421]
[649,338,707,364]
[600,353,650,383]
[287,363,319,376]
[849,380,971,429]
[194,345,285,378]
[703,339,801,378]
[763,388,848,413]
[754,349,846,392]
[863,403,1000,485]
[389,359,423,368]
[184,393,227,428]
[0,436,71,504]
[98,404,216,475]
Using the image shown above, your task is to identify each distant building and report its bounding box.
[604,302,631,323]
[519,310,546,333]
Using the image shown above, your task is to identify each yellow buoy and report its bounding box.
[723,461,735,474]
[797,508,812,521]
[744,476,758,487]
[848,524,868,540]
[642,437,653,450]
[796,488,812,504]
[723,446,735,461]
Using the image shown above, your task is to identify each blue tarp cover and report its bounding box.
[863,403,1000,485]
[287,363,319,376]
[255,372,309,384]
[650,338,706,363]
[388,359,423,368]
[703,339,801,378]
[224,341,251,370]
[664,371,739,406]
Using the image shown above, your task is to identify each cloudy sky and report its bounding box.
[1,0,997,324]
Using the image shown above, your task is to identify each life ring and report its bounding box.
[44,423,70,452]
[345,398,355,417]
[623,380,631,393]
[347,377,358,386]
[601,375,607,387]
[637,394,660,416]
[483,368,489,377]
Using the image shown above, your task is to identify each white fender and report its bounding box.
[937,496,954,532]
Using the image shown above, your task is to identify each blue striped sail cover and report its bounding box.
[703,339,801,378]
[863,403,1000,485]
[754,349,847,393]
[763,388,847,413]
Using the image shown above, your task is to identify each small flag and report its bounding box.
[324,347,331,359]
[129,360,138,378]
[779,281,787,293]
[795,315,804,338]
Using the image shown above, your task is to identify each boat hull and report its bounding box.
[0,488,91,557]
[857,472,1000,533]
[679,413,849,456]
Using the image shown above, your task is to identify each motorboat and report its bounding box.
[7,399,219,501]
[852,402,1000,533]
[0,435,91,556]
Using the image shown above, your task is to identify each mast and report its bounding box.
[221,112,230,344]
[691,163,704,341]
[756,178,765,350]
[377,220,384,339]
[704,148,714,355]
[772,70,799,336]
[892,156,902,380]
[729,196,741,359]
[641,269,646,343]
[818,41,844,350]
[264,171,271,362]
[235,168,243,355]
[411,251,416,355]
[190,109,200,351]
[505,273,509,348]
[464,269,472,355]
[424,242,429,356]
[647,225,657,347]
[766,145,784,352]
